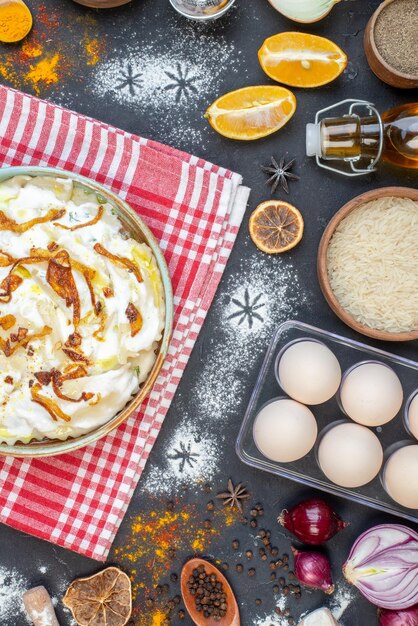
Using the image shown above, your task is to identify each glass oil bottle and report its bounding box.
[306,99,418,176]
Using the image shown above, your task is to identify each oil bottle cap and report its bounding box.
[306,123,321,157]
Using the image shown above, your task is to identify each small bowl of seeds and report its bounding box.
[364,0,418,88]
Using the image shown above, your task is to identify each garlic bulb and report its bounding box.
[298,608,340,626]
[268,0,341,23]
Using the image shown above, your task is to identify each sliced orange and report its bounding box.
[205,85,296,140]
[259,32,347,88]
[249,200,304,254]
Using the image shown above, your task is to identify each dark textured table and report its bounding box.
[0,1,417,625]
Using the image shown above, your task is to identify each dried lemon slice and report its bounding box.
[259,32,347,88]
[205,85,296,140]
[63,567,132,626]
[249,200,304,254]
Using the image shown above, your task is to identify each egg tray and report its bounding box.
[236,320,418,523]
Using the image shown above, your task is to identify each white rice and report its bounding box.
[327,196,418,333]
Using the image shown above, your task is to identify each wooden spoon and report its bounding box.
[181,558,240,626]
[72,0,132,7]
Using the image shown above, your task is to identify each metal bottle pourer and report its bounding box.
[306,99,384,177]
[169,0,236,21]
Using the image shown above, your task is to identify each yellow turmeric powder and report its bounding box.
[0,0,33,43]
[25,53,60,95]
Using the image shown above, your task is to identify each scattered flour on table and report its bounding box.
[194,253,308,422]
[255,595,289,625]
[143,421,220,495]
[0,567,28,623]
[143,253,308,495]
[88,20,244,148]
[329,582,356,622]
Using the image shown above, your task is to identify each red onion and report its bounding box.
[278,498,348,545]
[291,546,334,594]
[378,605,418,626]
[343,524,418,610]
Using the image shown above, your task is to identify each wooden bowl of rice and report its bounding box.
[318,187,418,342]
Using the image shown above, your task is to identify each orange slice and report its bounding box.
[205,85,296,140]
[259,32,347,88]
[249,200,304,254]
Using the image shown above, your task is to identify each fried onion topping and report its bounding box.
[0,325,52,357]
[46,250,81,327]
[51,367,94,403]
[103,287,114,298]
[125,303,143,337]
[0,250,16,267]
[0,208,65,233]
[31,383,71,422]
[62,347,90,364]
[0,273,23,303]
[0,314,16,330]
[54,205,104,231]
[34,366,93,404]
[65,332,82,348]
[94,243,143,283]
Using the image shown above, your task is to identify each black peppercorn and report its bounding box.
[236,564,244,573]
[250,519,257,528]
[245,550,253,560]
[186,564,227,620]
[204,519,212,529]
[248,568,256,577]
[178,609,185,619]
[206,501,215,511]
[255,599,262,606]
[271,547,279,557]
[232,539,240,550]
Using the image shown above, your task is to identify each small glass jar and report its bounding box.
[169,0,236,21]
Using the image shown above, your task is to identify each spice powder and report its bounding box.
[374,0,418,75]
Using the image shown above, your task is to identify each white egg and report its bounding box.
[318,422,383,487]
[340,362,403,427]
[406,392,418,440]
[253,398,318,463]
[384,445,418,508]
[278,340,341,405]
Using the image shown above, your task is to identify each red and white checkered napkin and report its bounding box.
[0,85,250,560]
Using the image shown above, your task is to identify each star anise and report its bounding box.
[261,155,299,194]
[216,479,250,513]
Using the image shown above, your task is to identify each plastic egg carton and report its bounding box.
[236,320,418,522]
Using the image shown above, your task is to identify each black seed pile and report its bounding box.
[187,564,228,621]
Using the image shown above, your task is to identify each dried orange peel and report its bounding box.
[205,85,296,140]
[249,200,304,254]
[259,32,347,88]
[63,567,132,626]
